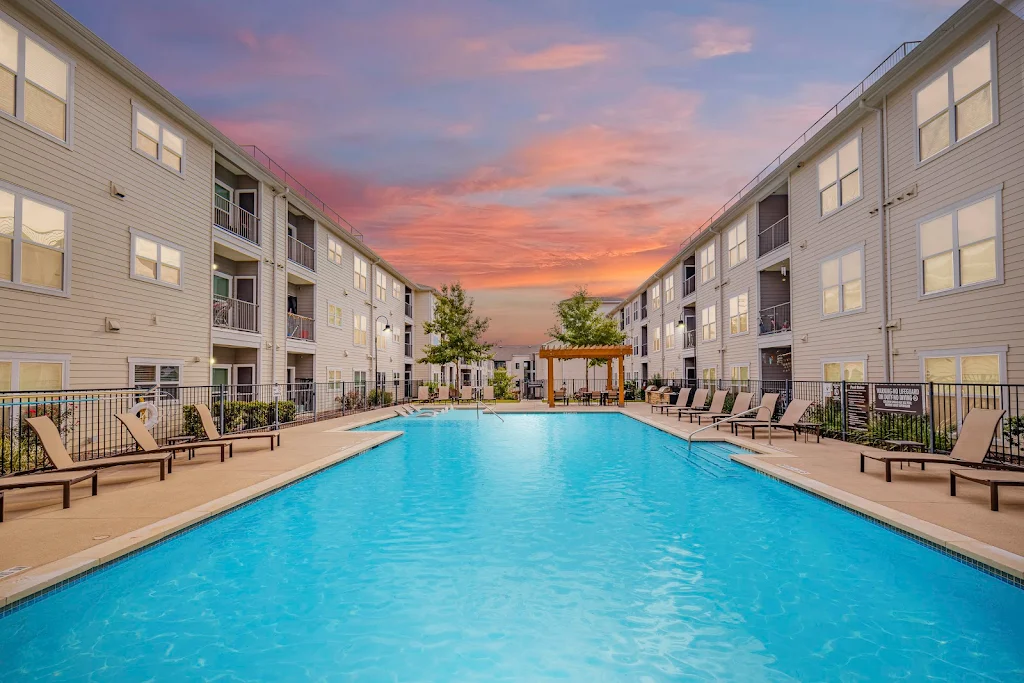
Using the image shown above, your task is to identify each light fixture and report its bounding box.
[383,323,392,332]
[212,263,218,270]
[676,318,686,329]
[209,357,216,365]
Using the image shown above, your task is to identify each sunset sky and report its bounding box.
[64,0,959,343]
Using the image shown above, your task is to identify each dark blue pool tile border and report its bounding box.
[742,464,1024,590]
[0,439,392,620]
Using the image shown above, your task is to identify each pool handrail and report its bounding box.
[685,406,761,451]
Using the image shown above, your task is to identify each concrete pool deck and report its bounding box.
[1,401,1021,607]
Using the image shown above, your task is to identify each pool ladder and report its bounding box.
[476,400,504,422]
[682,406,761,452]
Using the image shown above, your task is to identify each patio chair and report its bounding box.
[653,388,691,414]
[0,470,98,522]
[26,415,176,481]
[680,390,728,423]
[437,386,450,403]
[949,468,1024,511]
[670,389,708,418]
[701,392,753,427]
[194,404,281,451]
[415,385,431,403]
[860,408,1010,482]
[731,399,814,441]
[727,393,780,432]
[482,386,495,403]
[458,386,475,403]
[552,388,568,405]
[575,387,591,405]
[116,411,232,463]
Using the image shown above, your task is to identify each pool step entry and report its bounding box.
[665,445,736,480]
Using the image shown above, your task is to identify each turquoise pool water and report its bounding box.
[0,412,1022,680]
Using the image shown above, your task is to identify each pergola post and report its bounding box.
[606,359,612,391]
[547,356,554,407]
[618,356,625,406]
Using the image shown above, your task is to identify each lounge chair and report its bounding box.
[437,386,451,403]
[552,388,568,405]
[654,388,691,414]
[194,404,281,451]
[671,389,709,419]
[731,399,814,441]
[0,470,98,522]
[727,394,780,432]
[482,386,495,403]
[415,385,431,403]
[950,469,1024,511]
[458,386,475,403]
[116,411,232,463]
[681,389,728,423]
[703,392,753,427]
[26,415,176,480]
[860,408,1009,482]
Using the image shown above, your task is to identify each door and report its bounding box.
[404,363,412,398]
[214,183,231,228]
[234,189,258,239]
[212,366,230,387]
[213,273,232,327]
[234,276,257,332]
[235,365,255,401]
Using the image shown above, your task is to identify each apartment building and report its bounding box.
[612,0,1023,388]
[0,0,435,397]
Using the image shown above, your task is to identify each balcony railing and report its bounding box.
[287,312,315,341]
[758,215,789,258]
[288,235,316,271]
[405,302,413,319]
[682,274,696,298]
[683,329,696,349]
[213,195,260,244]
[212,295,259,333]
[641,343,648,357]
[758,302,791,336]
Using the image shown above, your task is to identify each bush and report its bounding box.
[1,404,79,473]
[1004,416,1024,448]
[344,390,366,411]
[183,400,296,437]
[490,368,514,399]
[368,389,393,407]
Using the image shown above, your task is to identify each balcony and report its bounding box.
[288,235,315,271]
[681,274,696,298]
[287,312,315,341]
[758,302,791,336]
[214,195,260,244]
[405,302,413,319]
[212,295,259,333]
[405,343,414,358]
[683,329,696,349]
[758,215,789,258]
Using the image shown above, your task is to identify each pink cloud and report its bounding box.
[504,43,611,71]
[689,19,754,59]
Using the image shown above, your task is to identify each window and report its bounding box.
[652,326,661,353]
[664,323,675,350]
[650,283,660,311]
[393,280,402,300]
[0,353,67,391]
[132,105,184,174]
[915,39,995,162]
[393,325,402,344]
[731,366,749,383]
[700,243,716,283]
[632,300,639,321]
[922,348,1004,386]
[0,183,69,295]
[822,359,865,382]
[375,269,387,300]
[919,189,1001,296]
[326,368,343,389]
[353,255,367,291]
[821,247,863,316]
[131,230,182,288]
[664,274,675,304]
[818,136,860,216]
[130,359,181,400]
[701,305,716,342]
[327,302,343,328]
[353,313,368,346]
[727,219,747,266]
[353,370,367,389]
[327,235,343,266]
[0,14,72,142]
[376,319,388,350]
[702,367,717,383]
[729,293,748,334]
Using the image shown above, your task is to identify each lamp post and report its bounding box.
[373,315,392,400]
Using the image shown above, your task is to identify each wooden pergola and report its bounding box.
[538,343,634,407]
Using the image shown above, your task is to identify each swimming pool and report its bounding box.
[1,412,1021,680]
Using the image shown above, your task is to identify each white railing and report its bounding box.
[213,195,260,244]
[288,235,316,271]
[212,295,259,333]
[287,312,315,341]
[757,215,789,257]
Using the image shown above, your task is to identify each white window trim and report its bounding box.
[726,219,748,268]
[0,178,72,297]
[819,244,865,319]
[821,355,868,382]
[913,29,999,168]
[327,301,344,328]
[916,184,1003,300]
[918,346,1007,385]
[0,10,75,146]
[326,234,343,266]
[730,364,750,383]
[326,366,344,389]
[128,357,183,402]
[131,103,186,177]
[129,227,184,290]
[701,304,717,342]
[699,242,716,283]
[663,274,675,304]
[375,269,387,302]
[652,325,661,353]
[353,255,368,292]
[650,283,660,311]
[353,313,368,346]
[0,351,70,391]
[817,132,863,220]
[664,322,676,350]
[728,291,750,336]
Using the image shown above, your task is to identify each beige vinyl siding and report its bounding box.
[0,5,213,388]
[722,205,758,379]
[695,234,721,380]
[885,11,1024,382]
[789,113,885,381]
[412,290,437,382]
[314,224,363,383]
[258,184,287,383]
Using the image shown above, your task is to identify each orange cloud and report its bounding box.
[689,19,753,59]
[504,43,611,71]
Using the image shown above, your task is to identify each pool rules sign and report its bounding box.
[873,384,924,415]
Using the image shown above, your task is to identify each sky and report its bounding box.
[63,0,961,344]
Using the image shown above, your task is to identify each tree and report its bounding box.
[548,286,627,385]
[489,367,514,399]
[419,282,493,390]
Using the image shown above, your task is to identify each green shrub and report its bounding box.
[490,368,514,399]
[1004,416,1024,448]
[183,400,296,437]
[344,390,366,411]
[368,389,393,407]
